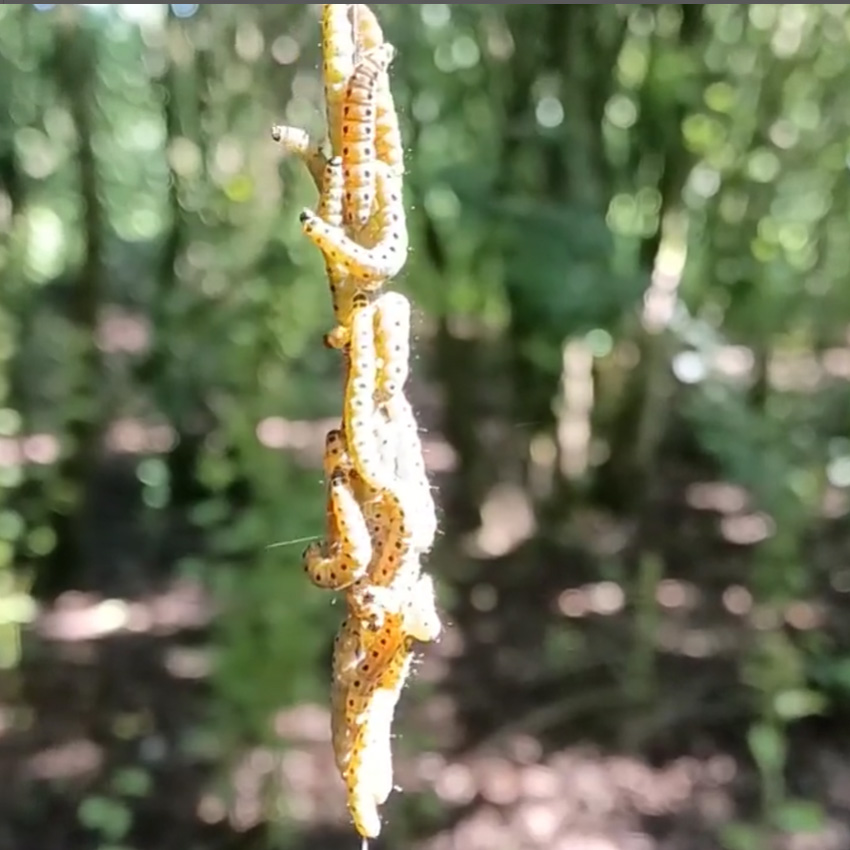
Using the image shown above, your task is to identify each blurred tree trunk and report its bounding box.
[36,7,104,597]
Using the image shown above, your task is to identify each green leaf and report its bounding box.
[773,800,825,834]
[747,722,786,774]
[773,688,826,722]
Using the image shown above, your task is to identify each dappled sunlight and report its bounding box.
[0,434,61,468]
[96,308,151,354]
[463,484,536,559]
[104,418,176,455]
[417,745,743,850]
[37,582,213,642]
[557,582,625,619]
[25,737,103,781]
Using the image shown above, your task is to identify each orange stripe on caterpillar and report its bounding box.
[321,4,355,152]
[318,156,344,228]
[303,468,371,589]
[373,291,410,401]
[299,164,408,286]
[344,301,395,491]
[270,124,327,188]
[341,43,395,227]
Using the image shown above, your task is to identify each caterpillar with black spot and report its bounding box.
[373,291,411,401]
[321,4,355,152]
[343,298,395,492]
[353,4,404,177]
[300,161,409,286]
[302,466,372,590]
[341,42,396,228]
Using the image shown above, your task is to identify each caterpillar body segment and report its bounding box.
[344,301,396,492]
[271,124,327,188]
[374,291,411,401]
[321,4,356,152]
[318,156,345,228]
[352,5,403,177]
[404,572,442,643]
[341,43,396,228]
[353,3,384,53]
[375,82,405,177]
[386,394,437,553]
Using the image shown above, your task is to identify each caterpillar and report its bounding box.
[321,4,356,152]
[318,156,345,228]
[387,394,438,553]
[302,467,372,590]
[374,291,411,401]
[353,3,384,53]
[299,162,409,286]
[270,124,327,189]
[343,636,414,839]
[352,5,404,177]
[344,299,395,492]
[341,43,396,228]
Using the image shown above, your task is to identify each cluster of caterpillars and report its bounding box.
[272,5,440,843]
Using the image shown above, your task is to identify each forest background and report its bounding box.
[1,4,849,850]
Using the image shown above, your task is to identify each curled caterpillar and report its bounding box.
[374,291,411,401]
[341,43,396,228]
[299,163,409,286]
[303,467,371,589]
[321,4,356,152]
[270,124,327,189]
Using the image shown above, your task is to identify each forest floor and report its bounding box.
[2,449,850,850]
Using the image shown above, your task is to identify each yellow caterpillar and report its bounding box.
[342,635,413,839]
[352,4,404,177]
[302,466,372,590]
[321,4,356,153]
[341,43,396,227]
[300,162,409,286]
[343,299,395,492]
[270,124,327,189]
[374,291,411,401]
[318,155,345,227]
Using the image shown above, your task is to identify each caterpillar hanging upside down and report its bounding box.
[278,6,439,844]
[340,42,396,228]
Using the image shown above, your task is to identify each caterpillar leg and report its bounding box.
[321,4,355,152]
[271,124,327,189]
